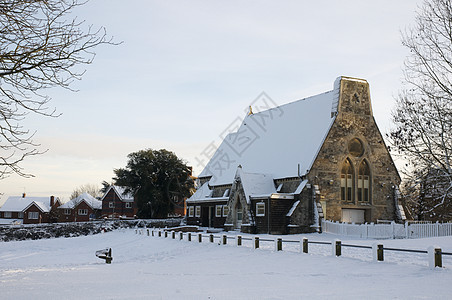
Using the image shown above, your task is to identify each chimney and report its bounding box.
[22,193,26,198]
[50,196,55,207]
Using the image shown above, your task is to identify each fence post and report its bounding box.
[198,233,202,243]
[180,232,183,240]
[428,246,442,268]
[302,238,308,254]
[151,230,154,237]
[391,221,395,239]
[333,239,341,256]
[254,236,259,249]
[405,221,409,239]
[188,232,192,242]
[158,230,162,237]
[222,234,227,245]
[172,231,175,239]
[147,229,150,236]
[209,234,214,243]
[237,235,242,246]
[275,238,282,251]
[372,243,384,261]
[436,221,440,237]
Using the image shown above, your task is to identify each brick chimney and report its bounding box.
[50,196,55,207]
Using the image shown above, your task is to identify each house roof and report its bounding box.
[101,186,134,202]
[238,168,276,204]
[0,196,52,212]
[199,78,340,186]
[59,193,102,210]
[23,201,51,213]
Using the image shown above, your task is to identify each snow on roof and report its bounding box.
[187,182,215,203]
[294,180,308,195]
[238,168,276,204]
[59,193,102,210]
[0,196,51,212]
[199,80,338,186]
[101,186,134,202]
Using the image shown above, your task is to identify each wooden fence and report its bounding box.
[321,220,452,239]
[134,228,452,269]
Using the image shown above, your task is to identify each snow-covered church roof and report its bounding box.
[199,78,341,186]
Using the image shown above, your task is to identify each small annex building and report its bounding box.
[101,185,137,218]
[186,76,404,234]
[0,194,61,224]
[58,193,102,222]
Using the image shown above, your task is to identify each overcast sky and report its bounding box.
[1,0,420,204]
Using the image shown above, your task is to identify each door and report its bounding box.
[341,209,365,223]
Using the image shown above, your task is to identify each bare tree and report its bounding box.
[70,183,102,200]
[0,0,116,179]
[390,0,452,220]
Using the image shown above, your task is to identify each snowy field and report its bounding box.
[1,229,452,299]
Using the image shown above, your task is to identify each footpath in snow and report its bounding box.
[1,228,452,299]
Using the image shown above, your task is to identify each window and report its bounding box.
[358,161,371,202]
[4,212,12,218]
[18,212,24,218]
[222,205,229,217]
[109,202,114,208]
[64,209,71,215]
[341,158,354,202]
[348,138,364,157]
[125,202,132,209]
[256,203,265,216]
[188,206,194,217]
[216,205,222,217]
[78,209,88,215]
[28,212,39,219]
[195,206,201,217]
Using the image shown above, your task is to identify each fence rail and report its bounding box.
[136,228,451,269]
[322,220,452,239]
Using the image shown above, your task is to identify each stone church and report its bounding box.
[186,76,403,234]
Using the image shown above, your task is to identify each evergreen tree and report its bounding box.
[113,149,193,218]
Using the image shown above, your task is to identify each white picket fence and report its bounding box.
[321,219,452,239]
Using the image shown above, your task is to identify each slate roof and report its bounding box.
[199,78,340,186]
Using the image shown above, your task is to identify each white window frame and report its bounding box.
[28,212,39,220]
[195,206,201,218]
[125,202,132,209]
[109,202,114,208]
[188,206,194,217]
[18,212,24,218]
[215,205,222,217]
[256,202,265,217]
[4,211,12,218]
[64,209,71,215]
[78,209,88,215]
[222,205,229,217]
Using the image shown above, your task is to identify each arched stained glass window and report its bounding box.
[341,158,354,202]
[358,160,370,202]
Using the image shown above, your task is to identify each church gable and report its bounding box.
[309,77,400,224]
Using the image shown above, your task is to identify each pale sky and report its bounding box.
[1,0,420,204]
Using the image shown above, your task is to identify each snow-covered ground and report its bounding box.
[1,229,452,299]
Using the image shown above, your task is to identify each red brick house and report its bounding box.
[22,196,61,224]
[101,186,136,218]
[0,195,60,224]
[58,193,102,222]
